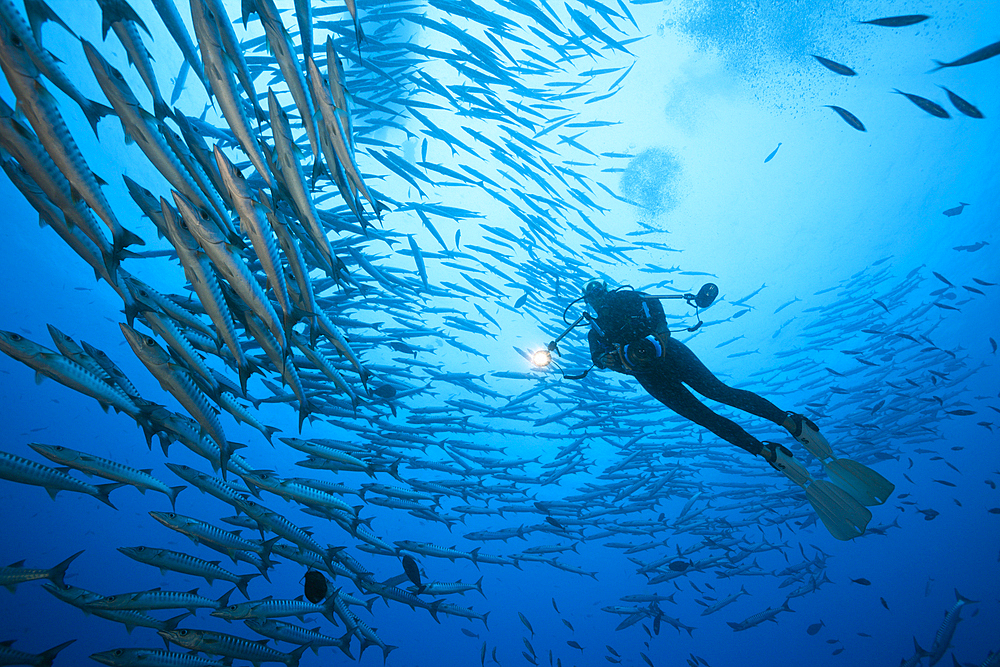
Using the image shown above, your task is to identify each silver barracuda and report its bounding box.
[0,0,109,133]
[212,143,292,335]
[160,194,251,395]
[90,647,227,667]
[189,0,272,188]
[265,87,335,276]
[252,0,319,163]
[148,511,276,571]
[28,443,184,509]
[120,323,230,470]
[94,0,171,120]
[0,98,119,274]
[118,546,259,598]
[87,587,234,614]
[0,450,122,508]
[0,550,82,592]
[159,628,307,667]
[243,618,351,658]
[0,331,144,419]
[174,182,286,354]
[81,40,230,234]
[0,17,142,257]
[0,639,74,667]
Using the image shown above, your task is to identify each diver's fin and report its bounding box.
[823,458,895,506]
[783,412,834,460]
[805,480,872,541]
[766,443,871,541]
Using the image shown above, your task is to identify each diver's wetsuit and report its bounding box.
[588,289,785,456]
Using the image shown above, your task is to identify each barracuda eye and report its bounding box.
[112,68,125,81]
[199,208,210,221]
[167,512,176,518]
[53,446,65,451]
[235,169,245,180]
[143,336,156,346]
[11,34,23,49]
[9,333,23,341]
[114,650,124,657]
[178,630,189,636]
[136,546,145,551]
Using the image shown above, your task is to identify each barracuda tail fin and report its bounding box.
[94,482,125,509]
[954,589,978,605]
[47,550,84,586]
[35,640,75,667]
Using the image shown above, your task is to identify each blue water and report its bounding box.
[1,0,998,666]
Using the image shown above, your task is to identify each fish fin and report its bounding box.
[24,0,75,43]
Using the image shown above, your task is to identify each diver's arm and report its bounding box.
[589,329,610,368]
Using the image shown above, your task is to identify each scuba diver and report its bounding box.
[538,279,894,541]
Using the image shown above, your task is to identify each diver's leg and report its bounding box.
[661,338,786,424]
[635,372,765,456]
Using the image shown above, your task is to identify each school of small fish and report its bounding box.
[0,1,997,666]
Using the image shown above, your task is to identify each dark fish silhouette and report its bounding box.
[932,271,954,287]
[893,90,950,118]
[401,554,423,593]
[669,560,690,572]
[953,241,987,252]
[807,621,825,635]
[461,628,479,638]
[373,384,397,399]
[764,142,781,163]
[850,577,871,586]
[859,14,929,27]
[939,88,984,118]
[812,55,856,76]
[514,292,529,308]
[942,202,969,217]
[303,569,328,603]
[824,105,866,131]
[931,39,1000,71]
[389,341,416,355]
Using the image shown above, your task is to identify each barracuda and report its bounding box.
[90,647,227,667]
[148,511,276,571]
[158,628,307,667]
[189,0,272,188]
[120,324,229,469]
[0,449,122,508]
[118,546,259,598]
[87,586,233,614]
[29,444,184,509]
[211,594,337,624]
[0,18,142,256]
[0,550,82,592]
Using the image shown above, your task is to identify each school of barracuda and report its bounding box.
[0,0,997,665]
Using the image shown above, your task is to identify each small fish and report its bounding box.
[850,578,871,586]
[932,271,954,287]
[374,384,397,399]
[873,298,889,312]
[812,55,856,75]
[824,105,866,131]
[807,621,825,635]
[514,293,529,308]
[461,628,479,638]
[946,410,975,416]
[832,648,844,656]
[893,90,950,118]
[303,570,328,603]
[880,597,889,610]
[917,508,939,521]
[939,88,984,119]
[562,619,574,631]
[669,561,690,572]
[991,338,997,354]
[973,278,996,286]
[943,202,970,217]
[763,142,781,163]
[931,39,1000,71]
[859,14,930,27]
[402,555,423,593]
[519,611,534,637]
[567,641,584,651]
[552,598,560,613]
[953,241,987,251]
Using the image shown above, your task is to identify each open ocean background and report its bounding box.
[0,0,997,665]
